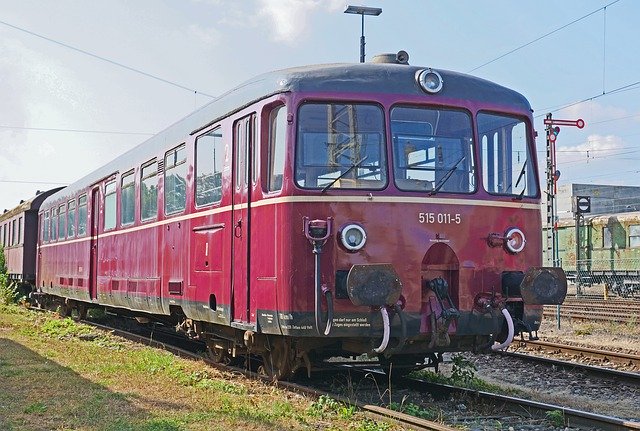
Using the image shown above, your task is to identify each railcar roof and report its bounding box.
[43,61,531,207]
[1,187,63,221]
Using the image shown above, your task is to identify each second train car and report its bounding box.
[34,52,567,379]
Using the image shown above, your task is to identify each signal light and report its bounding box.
[549,126,560,142]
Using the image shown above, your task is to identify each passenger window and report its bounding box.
[268,105,286,192]
[165,145,187,215]
[252,116,258,185]
[67,200,76,238]
[141,161,158,221]
[195,128,224,206]
[58,205,66,240]
[104,180,117,231]
[51,208,58,241]
[77,195,88,237]
[121,171,135,225]
[43,211,50,242]
[18,217,22,245]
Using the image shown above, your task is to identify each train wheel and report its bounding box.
[258,336,293,381]
[206,345,231,365]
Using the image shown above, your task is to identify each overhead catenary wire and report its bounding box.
[467,0,621,73]
[0,19,216,99]
[0,125,154,136]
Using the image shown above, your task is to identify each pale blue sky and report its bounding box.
[1,0,639,211]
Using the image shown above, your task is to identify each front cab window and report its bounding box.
[391,106,475,194]
[478,113,538,198]
[295,103,386,191]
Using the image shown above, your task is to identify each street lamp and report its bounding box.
[344,5,382,63]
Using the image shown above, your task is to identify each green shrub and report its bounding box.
[0,275,21,305]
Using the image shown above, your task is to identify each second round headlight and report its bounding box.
[340,224,367,251]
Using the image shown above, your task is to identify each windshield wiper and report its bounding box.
[512,161,527,200]
[321,156,368,193]
[429,156,465,196]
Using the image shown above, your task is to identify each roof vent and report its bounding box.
[371,50,409,65]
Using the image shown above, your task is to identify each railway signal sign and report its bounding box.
[544,118,585,129]
[544,113,587,268]
[574,196,591,214]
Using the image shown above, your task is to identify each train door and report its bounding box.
[89,186,100,301]
[231,114,255,324]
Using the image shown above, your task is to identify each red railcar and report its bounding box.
[35,53,566,378]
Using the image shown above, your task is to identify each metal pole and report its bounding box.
[575,209,581,296]
[360,14,365,63]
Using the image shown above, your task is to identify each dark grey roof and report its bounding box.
[43,62,531,207]
[1,187,64,220]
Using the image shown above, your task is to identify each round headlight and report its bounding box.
[417,69,444,94]
[505,227,526,254]
[340,224,367,252]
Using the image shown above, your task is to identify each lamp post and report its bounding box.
[344,5,382,63]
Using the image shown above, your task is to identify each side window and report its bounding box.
[77,195,88,237]
[630,225,640,248]
[603,226,612,248]
[195,128,224,206]
[165,144,187,215]
[141,161,158,221]
[43,211,50,242]
[121,171,135,226]
[252,115,258,184]
[268,105,287,192]
[58,205,66,240]
[104,180,117,231]
[67,200,76,238]
[18,217,22,245]
[51,208,58,241]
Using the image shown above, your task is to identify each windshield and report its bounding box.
[477,113,538,198]
[391,106,475,194]
[295,103,386,190]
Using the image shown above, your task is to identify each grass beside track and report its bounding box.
[0,304,401,431]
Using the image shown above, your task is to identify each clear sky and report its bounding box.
[1,0,639,212]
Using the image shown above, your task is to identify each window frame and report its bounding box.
[77,194,88,237]
[120,170,136,226]
[164,144,188,216]
[140,159,158,222]
[57,204,66,241]
[294,101,388,191]
[629,224,640,248]
[477,111,538,198]
[104,179,117,232]
[266,104,287,193]
[391,104,476,194]
[67,199,77,238]
[195,126,224,208]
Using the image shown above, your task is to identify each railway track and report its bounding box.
[513,339,640,370]
[79,316,640,431]
[543,298,640,323]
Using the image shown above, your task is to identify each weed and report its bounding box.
[574,323,594,336]
[23,402,47,414]
[546,409,565,427]
[450,354,476,385]
[351,418,392,431]
[309,394,347,417]
[0,277,22,306]
[389,401,437,420]
[40,317,91,339]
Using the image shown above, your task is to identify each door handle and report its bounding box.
[234,219,242,238]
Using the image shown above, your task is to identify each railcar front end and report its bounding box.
[261,60,567,376]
